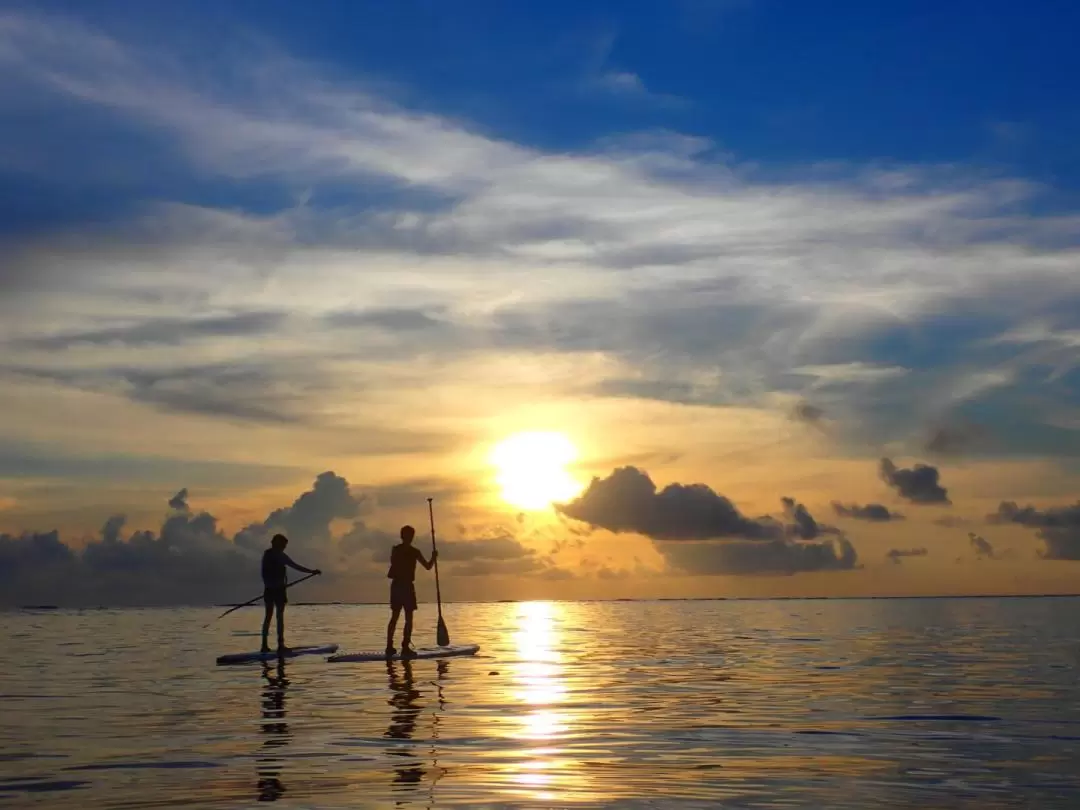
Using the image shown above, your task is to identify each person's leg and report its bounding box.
[402,607,414,653]
[386,606,401,653]
[275,601,287,651]
[261,598,273,652]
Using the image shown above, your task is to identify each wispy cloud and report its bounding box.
[0,9,1077,478]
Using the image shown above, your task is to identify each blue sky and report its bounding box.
[0,0,1078,601]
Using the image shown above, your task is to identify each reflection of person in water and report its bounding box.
[384,659,424,791]
[257,659,291,802]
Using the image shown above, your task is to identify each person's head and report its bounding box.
[400,525,415,545]
[271,533,289,550]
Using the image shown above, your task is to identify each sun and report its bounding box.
[490,432,582,511]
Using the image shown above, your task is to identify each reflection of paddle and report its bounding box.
[204,572,319,628]
[428,498,451,646]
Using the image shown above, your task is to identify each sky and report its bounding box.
[1,0,1078,606]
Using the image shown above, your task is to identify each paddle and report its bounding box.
[203,571,319,628]
[428,497,451,646]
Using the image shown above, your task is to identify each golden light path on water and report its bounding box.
[507,600,571,802]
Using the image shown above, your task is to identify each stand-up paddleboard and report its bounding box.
[328,644,479,663]
[216,643,339,666]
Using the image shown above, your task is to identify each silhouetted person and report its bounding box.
[261,533,320,654]
[385,525,436,658]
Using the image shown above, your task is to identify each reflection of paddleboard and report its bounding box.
[328,644,479,663]
[216,643,339,665]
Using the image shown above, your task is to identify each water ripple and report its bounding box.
[0,598,1078,807]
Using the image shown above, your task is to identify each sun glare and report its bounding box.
[490,432,582,511]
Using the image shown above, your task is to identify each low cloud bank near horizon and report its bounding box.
[0,473,568,607]
[556,466,858,576]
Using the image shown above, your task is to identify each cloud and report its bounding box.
[791,401,825,426]
[924,422,987,457]
[886,547,927,564]
[233,471,364,557]
[556,466,778,541]
[991,501,1080,560]
[0,471,579,606]
[557,467,858,575]
[782,495,840,539]
[16,312,285,350]
[832,502,905,522]
[968,532,996,560]
[0,9,1076,516]
[879,458,951,505]
[167,487,189,512]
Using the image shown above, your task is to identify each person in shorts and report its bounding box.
[261,533,320,653]
[385,525,437,657]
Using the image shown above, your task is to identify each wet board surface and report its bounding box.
[327,644,480,663]
[216,643,339,665]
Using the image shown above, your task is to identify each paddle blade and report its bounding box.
[436,616,450,646]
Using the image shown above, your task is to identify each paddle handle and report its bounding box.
[428,498,443,616]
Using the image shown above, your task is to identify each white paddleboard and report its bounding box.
[216,643,339,665]
[328,644,479,663]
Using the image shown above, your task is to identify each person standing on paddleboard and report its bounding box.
[261,534,321,654]
[385,525,437,658]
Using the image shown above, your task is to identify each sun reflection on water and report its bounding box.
[508,601,572,799]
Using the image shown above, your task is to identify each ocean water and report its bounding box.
[2,598,1079,809]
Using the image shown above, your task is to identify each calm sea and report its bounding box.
[2,598,1079,808]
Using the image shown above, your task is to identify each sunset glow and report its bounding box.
[490,432,582,511]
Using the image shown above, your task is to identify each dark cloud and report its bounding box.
[0,472,398,607]
[3,362,316,425]
[661,534,858,576]
[886,547,928,565]
[782,496,839,539]
[969,532,996,560]
[879,458,951,505]
[934,516,971,528]
[323,307,447,332]
[832,502,905,522]
[233,471,364,558]
[556,466,778,541]
[791,401,825,425]
[168,488,189,512]
[557,467,858,576]
[924,422,987,457]
[991,501,1080,560]
[17,312,285,350]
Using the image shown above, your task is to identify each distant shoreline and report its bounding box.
[10,592,1080,611]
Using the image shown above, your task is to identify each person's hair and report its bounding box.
[271,533,288,549]
[400,525,415,541]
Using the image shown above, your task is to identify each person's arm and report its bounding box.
[417,547,437,570]
[283,553,321,576]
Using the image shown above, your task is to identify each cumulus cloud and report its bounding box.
[557,467,858,575]
[886,547,927,564]
[968,532,996,560]
[782,496,840,539]
[0,472,445,607]
[168,488,190,512]
[879,458,951,505]
[832,502,905,522]
[991,501,1080,560]
[233,471,364,558]
[557,466,778,541]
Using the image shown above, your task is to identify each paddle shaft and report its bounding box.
[204,571,319,627]
[428,498,450,645]
[428,498,443,615]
